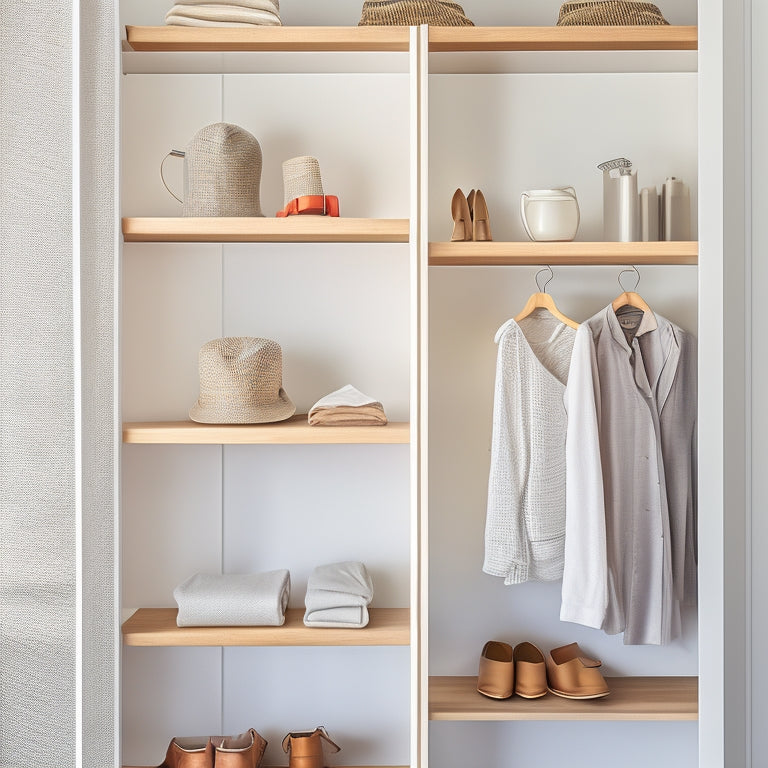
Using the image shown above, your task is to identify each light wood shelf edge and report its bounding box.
[122,608,410,646]
[122,416,409,445]
[125,25,411,52]
[428,25,698,52]
[428,240,698,266]
[122,217,410,243]
[429,676,698,721]
[127,765,407,767]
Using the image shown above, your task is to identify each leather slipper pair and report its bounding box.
[477,640,548,699]
[477,640,610,700]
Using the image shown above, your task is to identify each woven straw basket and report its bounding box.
[557,1,669,25]
[189,337,295,424]
[359,0,474,26]
[282,156,325,206]
[183,123,264,217]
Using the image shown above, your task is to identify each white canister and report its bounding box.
[520,187,580,242]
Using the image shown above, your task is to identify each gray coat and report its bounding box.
[561,305,697,645]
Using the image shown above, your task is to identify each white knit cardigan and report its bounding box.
[483,310,576,584]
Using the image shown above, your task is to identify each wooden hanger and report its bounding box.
[514,266,579,330]
[611,267,652,313]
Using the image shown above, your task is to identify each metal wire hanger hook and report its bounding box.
[535,265,554,293]
[617,265,641,294]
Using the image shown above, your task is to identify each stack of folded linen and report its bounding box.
[304,561,374,628]
[165,0,281,27]
[174,569,290,626]
[308,385,388,427]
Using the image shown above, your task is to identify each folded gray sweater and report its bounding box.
[303,561,373,628]
[174,570,290,626]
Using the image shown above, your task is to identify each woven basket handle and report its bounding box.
[160,150,185,204]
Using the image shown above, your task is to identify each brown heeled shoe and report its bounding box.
[211,729,267,768]
[513,642,548,699]
[451,188,472,241]
[477,640,515,699]
[471,189,492,241]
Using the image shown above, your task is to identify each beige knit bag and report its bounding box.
[163,123,264,217]
[358,0,474,26]
[556,1,669,25]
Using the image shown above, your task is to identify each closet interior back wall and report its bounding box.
[120,70,412,767]
[427,70,698,768]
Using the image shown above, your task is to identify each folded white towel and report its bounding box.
[174,570,290,626]
[304,561,374,629]
[166,4,281,26]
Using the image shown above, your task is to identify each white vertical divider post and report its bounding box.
[409,22,430,768]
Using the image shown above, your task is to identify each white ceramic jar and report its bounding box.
[520,187,580,242]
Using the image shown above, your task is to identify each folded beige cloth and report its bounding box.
[166,3,281,26]
[173,0,279,9]
[308,385,387,427]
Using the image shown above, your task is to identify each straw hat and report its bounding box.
[556,1,669,25]
[189,337,295,424]
[183,123,264,217]
[281,156,326,206]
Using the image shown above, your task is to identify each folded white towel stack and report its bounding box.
[166,0,281,27]
[304,561,374,629]
[174,570,290,626]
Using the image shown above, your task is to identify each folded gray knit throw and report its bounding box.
[304,561,373,628]
[175,570,290,626]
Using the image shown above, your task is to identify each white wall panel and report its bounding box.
[223,647,410,767]
[222,444,410,607]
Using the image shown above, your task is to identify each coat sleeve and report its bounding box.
[560,324,608,628]
[483,321,530,584]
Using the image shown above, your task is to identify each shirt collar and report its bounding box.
[604,302,658,351]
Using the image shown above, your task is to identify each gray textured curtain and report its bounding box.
[0,1,118,766]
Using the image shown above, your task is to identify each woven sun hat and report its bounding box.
[183,123,264,217]
[556,1,669,25]
[358,0,474,26]
[281,156,326,206]
[189,337,295,424]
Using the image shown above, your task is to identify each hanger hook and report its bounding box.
[535,265,554,293]
[617,265,640,294]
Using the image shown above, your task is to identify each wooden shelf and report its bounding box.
[122,607,409,646]
[428,240,698,266]
[429,676,698,721]
[122,217,410,243]
[127,765,406,767]
[429,25,697,52]
[122,415,409,445]
[126,25,410,52]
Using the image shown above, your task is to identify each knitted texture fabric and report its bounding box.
[557,1,669,25]
[359,0,474,26]
[183,123,264,217]
[483,310,576,585]
[282,156,325,206]
[189,337,296,424]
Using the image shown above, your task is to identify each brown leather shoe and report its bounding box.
[546,642,611,699]
[477,640,515,699]
[156,737,213,768]
[281,727,340,768]
[513,642,548,699]
[211,729,267,768]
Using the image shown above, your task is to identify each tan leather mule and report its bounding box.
[211,729,267,768]
[282,727,340,768]
[546,642,611,699]
[477,640,515,699]
[156,737,214,768]
[513,642,548,699]
[451,188,473,241]
[471,189,492,241]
